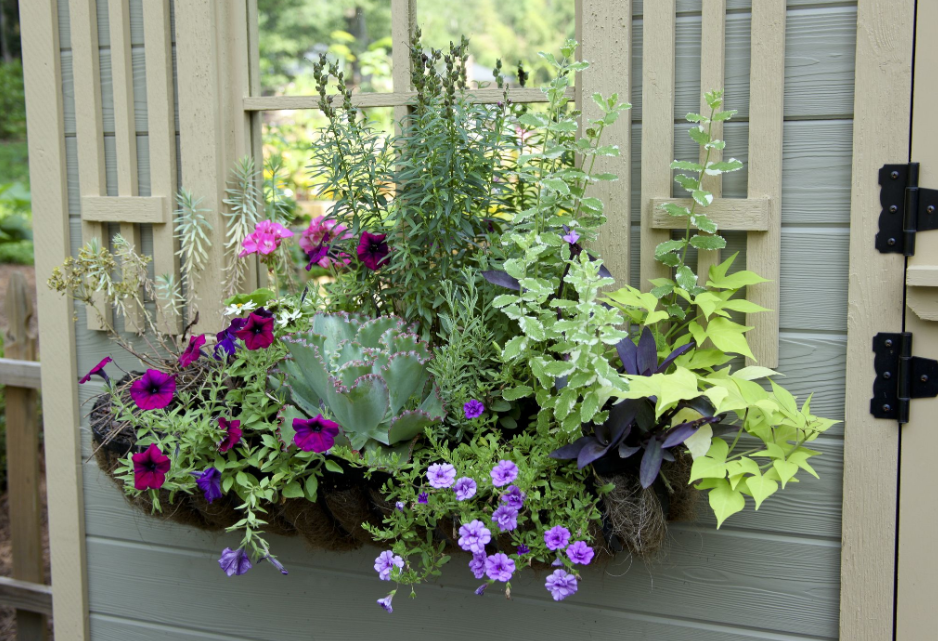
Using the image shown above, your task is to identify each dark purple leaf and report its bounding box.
[555,375,568,390]
[549,437,592,460]
[606,399,640,443]
[661,422,698,448]
[482,270,520,290]
[634,400,657,432]
[618,443,641,459]
[639,440,663,488]
[683,397,717,418]
[586,252,613,279]
[577,440,613,469]
[615,337,639,375]
[655,342,695,373]
[662,449,675,462]
[636,328,658,376]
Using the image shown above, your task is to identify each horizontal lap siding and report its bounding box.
[70,1,853,639]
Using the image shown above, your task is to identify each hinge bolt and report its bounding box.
[888,238,897,246]
[883,404,892,412]
[885,339,894,347]
[928,205,935,215]
[891,171,900,179]
[884,371,892,379]
[890,205,898,213]
[923,375,930,383]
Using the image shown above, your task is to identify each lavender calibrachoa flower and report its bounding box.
[545,569,578,602]
[132,443,171,490]
[490,460,518,487]
[377,593,395,613]
[192,467,222,503]
[218,547,252,577]
[544,525,571,551]
[458,520,492,554]
[463,399,485,419]
[130,369,176,410]
[79,356,112,385]
[374,550,405,581]
[427,463,457,488]
[566,541,595,565]
[469,553,486,580]
[501,485,525,509]
[484,553,515,582]
[491,505,518,532]
[453,476,477,501]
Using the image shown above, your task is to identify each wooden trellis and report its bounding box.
[641,0,784,368]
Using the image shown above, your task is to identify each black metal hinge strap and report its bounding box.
[871,332,938,424]
[876,162,938,256]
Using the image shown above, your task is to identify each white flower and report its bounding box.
[223,300,258,316]
[277,309,302,327]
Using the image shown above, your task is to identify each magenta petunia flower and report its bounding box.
[545,569,578,601]
[566,540,595,565]
[129,369,176,410]
[132,443,171,490]
[234,312,275,350]
[300,216,352,270]
[491,505,519,532]
[217,417,242,453]
[484,553,515,582]
[453,477,477,501]
[501,485,525,509]
[178,334,206,367]
[463,399,485,419]
[427,463,456,489]
[417,492,429,504]
[374,550,404,581]
[79,356,113,385]
[516,544,530,555]
[544,525,571,551]
[218,547,252,577]
[490,460,518,487]
[256,219,294,239]
[458,520,492,555]
[239,220,294,258]
[469,553,487,579]
[356,231,391,271]
[192,466,222,503]
[377,594,394,613]
[293,415,339,453]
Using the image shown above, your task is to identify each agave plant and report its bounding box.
[278,313,445,462]
[550,327,719,487]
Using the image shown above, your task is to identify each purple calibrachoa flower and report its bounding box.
[79,356,112,385]
[356,231,391,271]
[377,593,395,613]
[551,558,563,567]
[417,492,429,504]
[214,317,246,360]
[293,415,340,453]
[395,501,405,512]
[427,463,457,488]
[130,369,176,410]
[374,550,404,581]
[566,541,595,565]
[469,553,487,579]
[218,547,252,577]
[544,525,571,551]
[192,467,222,503]
[490,460,518,487]
[516,544,530,556]
[453,477,477,501]
[475,584,487,596]
[484,553,516,582]
[463,399,485,419]
[458,520,492,555]
[545,569,578,601]
[217,418,243,453]
[179,334,206,367]
[501,485,525,509]
[132,443,171,490]
[491,505,519,532]
[234,312,276,350]
[562,228,580,245]
[264,555,289,575]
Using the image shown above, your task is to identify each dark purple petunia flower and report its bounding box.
[214,317,247,360]
[218,547,252,577]
[217,418,242,453]
[356,231,391,271]
[130,369,176,410]
[234,312,276,351]
[305,240,330,271]
[417,492,429,504]
[264,555,289,575]
[79,356,113,385]
[516,544,530,555]
[293,415,340,453]
[132,443,171,491]
[463,399,485,419]
[192,467,222,503]
[179,334,206,367]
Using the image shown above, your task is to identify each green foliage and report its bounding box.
[0,61,26,140]
[280,313,445,463]
[174,189,213,311]
[0,181,33,264]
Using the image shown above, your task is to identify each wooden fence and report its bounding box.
[0,273,50,640]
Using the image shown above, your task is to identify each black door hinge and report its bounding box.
[871,332,938,424]
[876,162,938,255]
